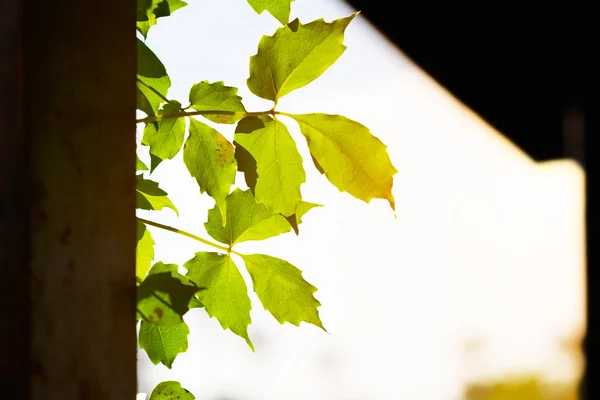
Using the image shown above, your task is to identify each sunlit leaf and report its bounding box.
[137,153,149,172]
[137,0,188,38]
[185,253,253,349]
[284,200,322,235]
[149,381,195,400]
[290,113,397,210]
[242,253,324,329]
[183,118,236,224]
[137,262,201,326]
[246,0,294,25]
[136,175,179,216]
[142,101,186,171]
[247,14,356,102]
[137,38,171,118]
[205,188,291,245]
[188,81,246,124]
[139,320,189,369]
[234,116,305,216]
[137,221,155,279]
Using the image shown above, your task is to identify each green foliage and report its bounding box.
[149,381,195,400]
[289,113,397,209]
[185,252,254,349]
[246,0,295,25]
[136,3,398,392]
[188,81,246,124]
[247,14,356,102]
[183,118,237,224]
[235,116,305,216]
[139,320,190,369]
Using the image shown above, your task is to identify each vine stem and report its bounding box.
[136,109,274,124]
[137,78,184,112]
[137,216,244,257]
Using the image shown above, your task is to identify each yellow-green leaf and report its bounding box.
[188,81,246,124]
[205,188,292,246]
[247,14,356,102]
[136,174,179,216]
[142,102,186,171]
[246,0,294,25]
[137,39,171,118]
[149,381,195,400]
[137,153,148,172]
[139,320,189,369]
[137,0,188,38]
[290,113,397,210]
[234,116,305,216]
[137,221,155,279]
[137,263,201,326]
[284,200,322,235]
[183,118,236,224]
[242,254,324,329]
[184,253,253,349]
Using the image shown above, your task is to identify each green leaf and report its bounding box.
[137,221,155,279]
[142,102,186,171]
[205,188,291,246]
[234,116,305,216]
[246,0,294,25]
[137,153,149,172]
[139,320,189,369]
[137,0,188,38]
[183,118,236,224]
[185,253,253,349]
[137,262,201,326]
[234,141,258,194]
[149,381,195,400]
[136,174,179,216]
[290,113,397,210]
[247,14,357,102]
[137,38,171,118]
[284,200,322,235]
[242,254,324,329]
[188,81,246,124]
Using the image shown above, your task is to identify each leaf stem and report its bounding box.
[136,109,274,124]
[137,217,231,254]
[136,78,184,112]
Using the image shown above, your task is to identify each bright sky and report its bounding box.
[136,1,586,398]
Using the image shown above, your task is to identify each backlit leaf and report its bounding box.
[205,188,291,245]
[137,262,201,326]
[290,113,397,210]
[137,221,155,279]
[149,381,195,400]
[242,253,324,329]
[234,142,258,194]
[137,153,148,172]
[137,39,171,118]
[142,102,186,171]
[183,118,236,225]
[136,174,179,216]
[246,0,294,25]
[284,200,322,235]
[234,116,305,216]
[188,81,246,124]
[247,14,356,102]
[137,0,188,38]
[185,252,253,349]
[139,320,189,369]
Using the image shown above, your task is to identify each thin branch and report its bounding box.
[136,109,274,124]
[137,216,231,254]
[136,78,184,112]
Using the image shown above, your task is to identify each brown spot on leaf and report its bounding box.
[154,307,164,318]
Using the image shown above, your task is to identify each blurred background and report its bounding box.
[136,1,589,398]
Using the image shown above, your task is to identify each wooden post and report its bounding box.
[1,0,137,398]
